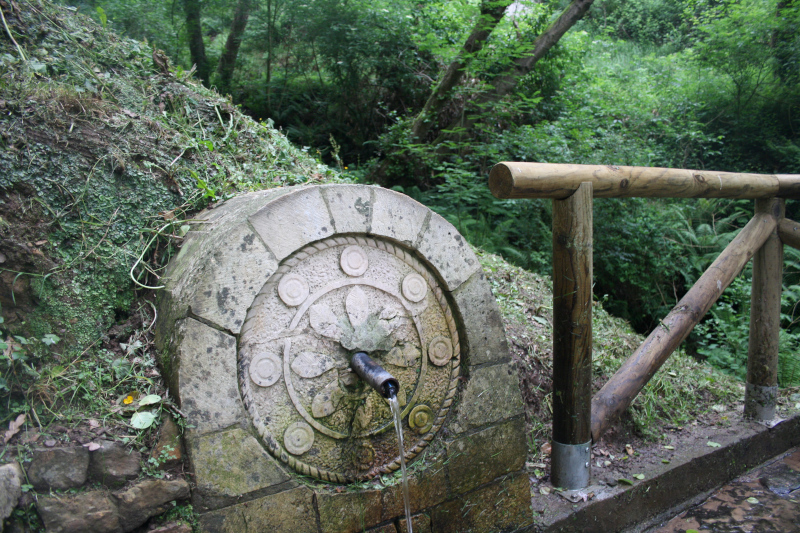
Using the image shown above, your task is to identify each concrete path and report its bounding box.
[649,447,800,532]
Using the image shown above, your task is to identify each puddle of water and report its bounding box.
[389,395,412,533]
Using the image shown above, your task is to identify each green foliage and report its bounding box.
[694,277,800,387]
[0,2,344,434]
[151,502,199,532]
[142,444,176,478]
[582,0,693,47]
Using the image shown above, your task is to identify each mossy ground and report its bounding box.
[0,0,346,431]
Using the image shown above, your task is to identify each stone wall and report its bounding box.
[155,185,533,532]
[0,431,190,533]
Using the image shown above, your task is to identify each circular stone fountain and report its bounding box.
[155,184,531,532]
[240,235,459,482]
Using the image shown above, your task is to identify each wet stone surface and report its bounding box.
[653,447,800,533]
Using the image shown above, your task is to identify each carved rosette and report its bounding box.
[239,236,460,482]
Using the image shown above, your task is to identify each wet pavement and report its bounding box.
[649,447,800,532]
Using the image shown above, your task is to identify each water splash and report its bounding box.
[388,395,413,533]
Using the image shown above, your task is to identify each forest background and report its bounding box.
[58,0,800,384]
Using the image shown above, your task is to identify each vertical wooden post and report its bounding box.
[551,182,593,490]
[745,198,784,420]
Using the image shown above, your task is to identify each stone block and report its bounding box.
[416,212,480,291]
[398,513,432,533]
[317,489,382,533]
[188,428,292,510]
[0,462,23,523]
[26,446,89,490]
[151,416,184,469]
[367,524,397,533]
[430,474,532,533]
[37,490,120,533]
[156,188,288,346]
[321,184,374,234]
[173,318,246,435]
[198,486,317,533]
[151,523,192,533]
[184,223,277,334]
[88,440,141,488]
[453,272,510,366]
[370,187,429,246]
[249,187,334,261]
[381,460,447,521]
[114,479,190,532]
[452,363,524,434]
[446,418,527,495]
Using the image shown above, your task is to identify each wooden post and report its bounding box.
[778,218,800,250]
[591,210,779,442]
[551,182,592,490]
[745,198,785,420]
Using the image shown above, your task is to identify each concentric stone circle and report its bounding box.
[428,336,453,366]
[340,245,369,277]
[239,235,461,482]
[402,272,428,302]
[278,273,310,306]
[249,352,282,387]
[284,421,315,455]
[409,405,434,434]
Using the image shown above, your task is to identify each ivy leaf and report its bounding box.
[131,411,157,429]
[41,334,60,346]
[138,394,162,407]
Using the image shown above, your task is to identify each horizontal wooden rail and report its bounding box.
[489,162,800,200]
[779,218,800,250]
[590,209,780,442]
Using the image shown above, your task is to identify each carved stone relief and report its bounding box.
[239,236,460,482]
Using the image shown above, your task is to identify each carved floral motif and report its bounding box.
[239,237,460,482]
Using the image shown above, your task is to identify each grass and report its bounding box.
[0,0,346,465]
[477,248,743,447]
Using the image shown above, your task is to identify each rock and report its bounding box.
[198,486,317,533]
[316,490,382,533]
[37,490,120,533]
[150,522,192,533]
[169,319,246,435]
[150,417,183,470]
[26,446,89,490]
[446,418,527,494]
[451,363,524,434]
[0,462,23,523]
[88,441,141,488]
[188,428,291,511]
[113,479,190,532]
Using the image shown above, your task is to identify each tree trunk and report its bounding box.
[216,0,252,94]
[183,0,210,86]
[409,0,512,142]
[433,0,595,146]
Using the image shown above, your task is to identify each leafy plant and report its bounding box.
[142,444,176,478]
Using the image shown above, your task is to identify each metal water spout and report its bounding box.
[350,351,399,399]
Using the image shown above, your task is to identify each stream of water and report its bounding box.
[388,395,413,533]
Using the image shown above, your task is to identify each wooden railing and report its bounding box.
[489,162,800,490]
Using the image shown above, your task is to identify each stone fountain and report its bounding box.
[155,185,532,532]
